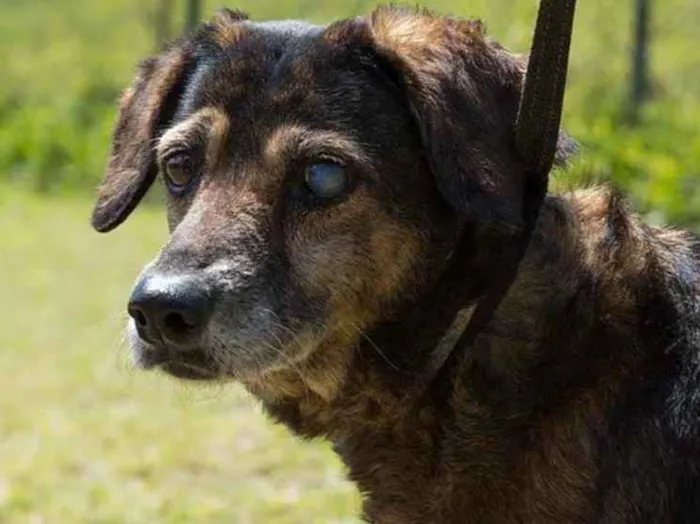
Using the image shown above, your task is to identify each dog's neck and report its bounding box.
[248,187,655,448]
[249,192,580,425]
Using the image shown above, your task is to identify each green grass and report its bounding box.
[0,187,361,523]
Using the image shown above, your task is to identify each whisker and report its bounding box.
[345,320,402,372]
[256,309,315,400]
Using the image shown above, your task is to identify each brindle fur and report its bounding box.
[92,6,700,523]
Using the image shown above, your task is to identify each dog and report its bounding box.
[91,5,700,523]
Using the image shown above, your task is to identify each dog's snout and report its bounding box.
[128,274,212,347]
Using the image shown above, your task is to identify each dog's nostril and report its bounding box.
[131,308,149,328]
[163,311,198,334]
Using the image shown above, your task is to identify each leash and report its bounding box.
[431,0,578,385]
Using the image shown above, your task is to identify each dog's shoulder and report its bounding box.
[556,185,700,350]
[564,184,700,456]
[561,185,700,288]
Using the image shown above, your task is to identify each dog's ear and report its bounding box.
[91,46,195,233]
[92,9,252,233]
[353,7,574,228]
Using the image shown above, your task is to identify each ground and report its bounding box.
[0,188,361,523]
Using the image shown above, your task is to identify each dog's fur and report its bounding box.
[92,6,700,523]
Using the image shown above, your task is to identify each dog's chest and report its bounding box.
[335,424,519,523]
[335,420,602,524]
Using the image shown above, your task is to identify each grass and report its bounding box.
[0,187,361,523]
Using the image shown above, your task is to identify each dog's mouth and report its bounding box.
[160,358,219,381]
[134,342,222,381]
[125,297,321,382]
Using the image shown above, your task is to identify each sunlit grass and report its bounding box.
[0,188,361,523]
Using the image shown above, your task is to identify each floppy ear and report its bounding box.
[90,46,194,233]
[364,7,574,229]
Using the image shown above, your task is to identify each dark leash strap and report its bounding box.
[431,0,578,387]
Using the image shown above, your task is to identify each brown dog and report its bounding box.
[91,5,700,523]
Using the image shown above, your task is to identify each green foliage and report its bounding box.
[560,98,700,227]
[0,0,698,225]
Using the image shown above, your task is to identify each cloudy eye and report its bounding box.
[304,161,348,199]
[163,153,197,194]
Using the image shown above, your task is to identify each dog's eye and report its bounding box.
[163,153,196,194]
[304,162,348,199]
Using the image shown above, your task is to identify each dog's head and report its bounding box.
[92,7,573,385]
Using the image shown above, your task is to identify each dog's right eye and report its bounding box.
[163,153,197,194]
[304,161,349,200]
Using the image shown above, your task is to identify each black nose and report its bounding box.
[127,274,212,347]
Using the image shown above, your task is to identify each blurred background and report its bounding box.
[0,0,698,522]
